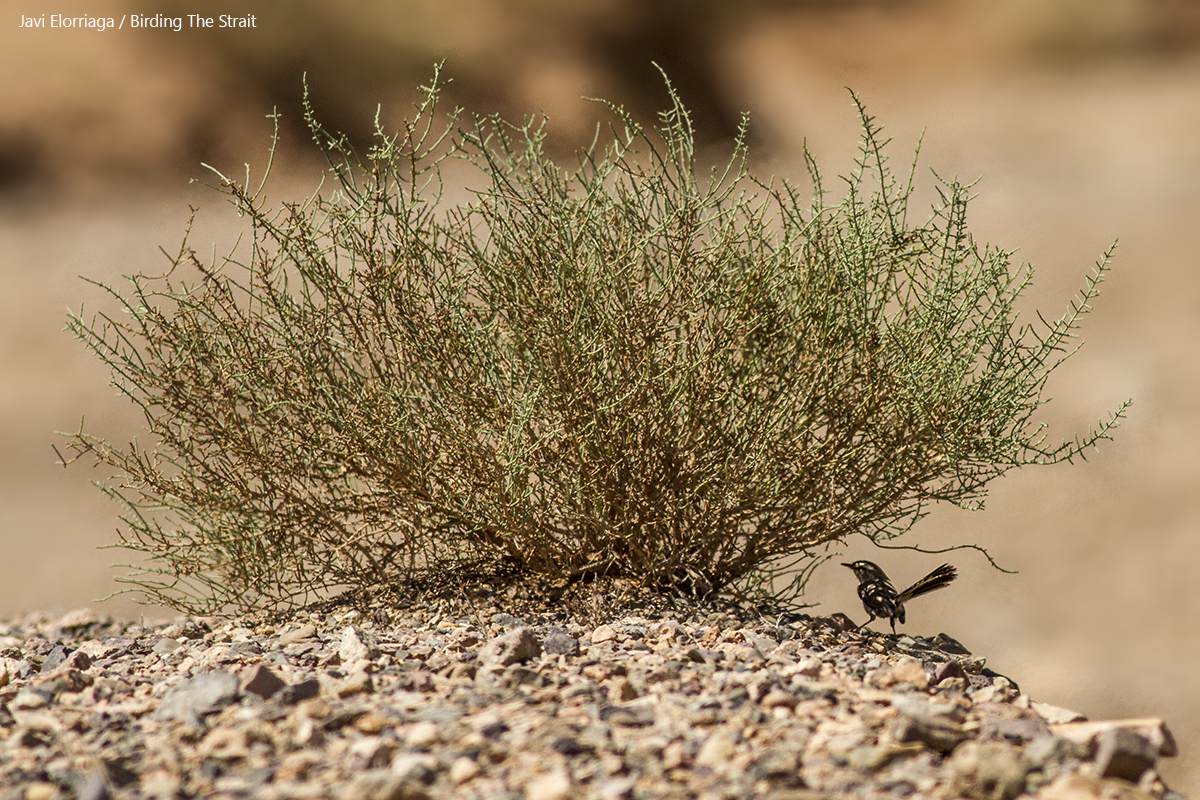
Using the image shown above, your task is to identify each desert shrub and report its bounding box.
[62,67,1128,615]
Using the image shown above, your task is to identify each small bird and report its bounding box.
[842,560,957,634]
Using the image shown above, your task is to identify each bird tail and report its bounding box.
[896,564,957,604]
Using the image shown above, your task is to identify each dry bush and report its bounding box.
[62,68,1128,615]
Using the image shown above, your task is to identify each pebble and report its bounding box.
[339,625,380,663]
[0,603,1182,800]
[1094,727,1159,782]
[242,663,287,699]
[151,669,239,725]
[478,626,540,667]
[525,768,573,800]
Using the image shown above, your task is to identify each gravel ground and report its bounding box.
[0,592,1183,800]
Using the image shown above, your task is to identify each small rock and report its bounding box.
[449,756,480,784]
[1051,718,1177,758]
[479,627,540,667]
[596,778,636,799]
[934,633,972,654]
[1093,727,1158,782]
[974,676,1016,704]
[10,725,55,748]
[491,613,526,628]
[38,645,69,674]
[151,638,181,656]
[608,676,638,703]
[406,721,440,749]
[341,769,429,800]
[336,670,374,697]
[947,741,1028,800]
[198,727,250,761]
[542,629,580,656]
[1040,773,1160,800]
[823,613,857,632]
[153,669,240,725]
[340,626,381,664]
[1023,735,1089,784]
[525,768,572,800]
[349,735,398,769]
[74,640,124,661]
[590,624,619,644]
[894,713,967,753]
[760,688,799,711]
[140,770,182,799]
[23,782,58,800]
[1032,702,1087,725]
[278,678,321,705]
[448,662,477,681]
[76,771,112,800]
[390,753,439,784]
[890,657,929,689]
[695,731,738,768]
[791,657,823,679]
[502,664,546,689]
[599,703,655,727]
[37,667,92,696]
[11,689,49,710]
[479,719,510,739]
[753,746,803,784]
[55,608,100,631]
[242,664,287,699]
[892,694,969,753]
[62,650,93,671]
[355,712,394,734]
[977,705,1052,744]
[276,623,318,647]
[935,660,968,685]
[276,750,322,781]
[552,735,595,756]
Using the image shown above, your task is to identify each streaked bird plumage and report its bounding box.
[842,560,957,633]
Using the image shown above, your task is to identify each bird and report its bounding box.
[842,560,957,634]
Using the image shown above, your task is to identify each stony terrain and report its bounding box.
[0,600,1182,800]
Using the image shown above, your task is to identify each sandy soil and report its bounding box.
[3,1,1199,792]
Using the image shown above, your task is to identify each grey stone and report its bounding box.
[152,669,239,725]
[241,664,287,699]
[339,625,381,664]
[542,629,580,656]
[390,753,439,784]
[892,694,969,753]
[39,645,69,674]
[894,713,968,753]
[935,660,968,685]
[934,633,971,655]
[501,664,546,688]
[276,623,317,647]
[1022,735,1088,791]
[1093,727,1157,782]
[277,677,321,704]
[551,735,595,756]
[479,627,540,667]
[599,703,655,727]
[947,741,1028,800]
[412,706,462,723]
[978,710,1051,745]
[341,769,430,800]
[151,637,181,655]
[11,688,50,710]
[76,772,112,800]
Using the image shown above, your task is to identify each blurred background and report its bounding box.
[3,0,1199,791]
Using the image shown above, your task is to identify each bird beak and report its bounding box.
[841,562,854,568]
